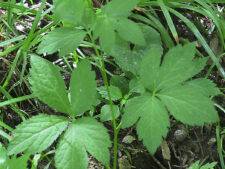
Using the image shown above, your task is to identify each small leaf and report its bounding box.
[55,117,111,169]
[122,135,136,144]
[70,60,97,116]
[8,153,30,169]
[38,27,86,57]
[30,55,71,115]
[115,18,145,45]
[0,144,7,169]
[98,85,122,101]
[110,75,129,95]
[100,104,120,122]
[158,85,219,125]
[186,78,221,97]
[8,114,69,155]
[102,0,139,17]
[129,78,145,94]
[53,0,85,25]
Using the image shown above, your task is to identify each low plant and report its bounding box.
[0,0,224,168]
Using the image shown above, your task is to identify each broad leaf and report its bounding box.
[38,27,86,57]
[8,114,69,155]
[186,78,221,97]
[70,60,97,116]
[55,117,111,169]
[158,85,219,125]
[122,94,169,154]
[30,55,71,115]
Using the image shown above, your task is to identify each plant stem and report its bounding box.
[88,32,119,169]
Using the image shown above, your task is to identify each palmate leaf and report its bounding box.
[37,27,86,57]
[70,60,97,116]
[8,114,69,155]
[30,55,71,115]
[122,43,220,154]
[122,94,169,154]
[55,117,111,169]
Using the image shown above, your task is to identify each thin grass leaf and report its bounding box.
[158,0,179,44]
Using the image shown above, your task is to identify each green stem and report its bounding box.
[88,31,118,169]
[216,123,225,168]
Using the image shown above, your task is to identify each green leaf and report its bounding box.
[98,18,115,53]
[186,78,221,97]
[110,75,129,95]
[70,60,97,116]
[111,25,162,75]
[55,117,111,169]
[53,0,85,25]
[122,94,169,154]
[0,144,7,169]
[98,85,122,101]
[102,0,139,17]
[30,55,71,115]
[8,153,30,169]
[38,27,86,57]
[100,104,120,122]
[8,114,69,155]
[115,18,145,46]
[140,47,162,91]
[129,78,145,94]
[158,85,219,125]
[158,43,204,89]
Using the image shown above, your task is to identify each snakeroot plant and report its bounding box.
[5,0,222,169]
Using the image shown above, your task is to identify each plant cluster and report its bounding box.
[0,0,224,169]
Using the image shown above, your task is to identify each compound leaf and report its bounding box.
[70,60,97,116]
[158,85,219,125]
[30,55,71,115]
[38,27,86,57]
[8,114,69,155]
[55,117,111,169]
[122,94,169,154]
